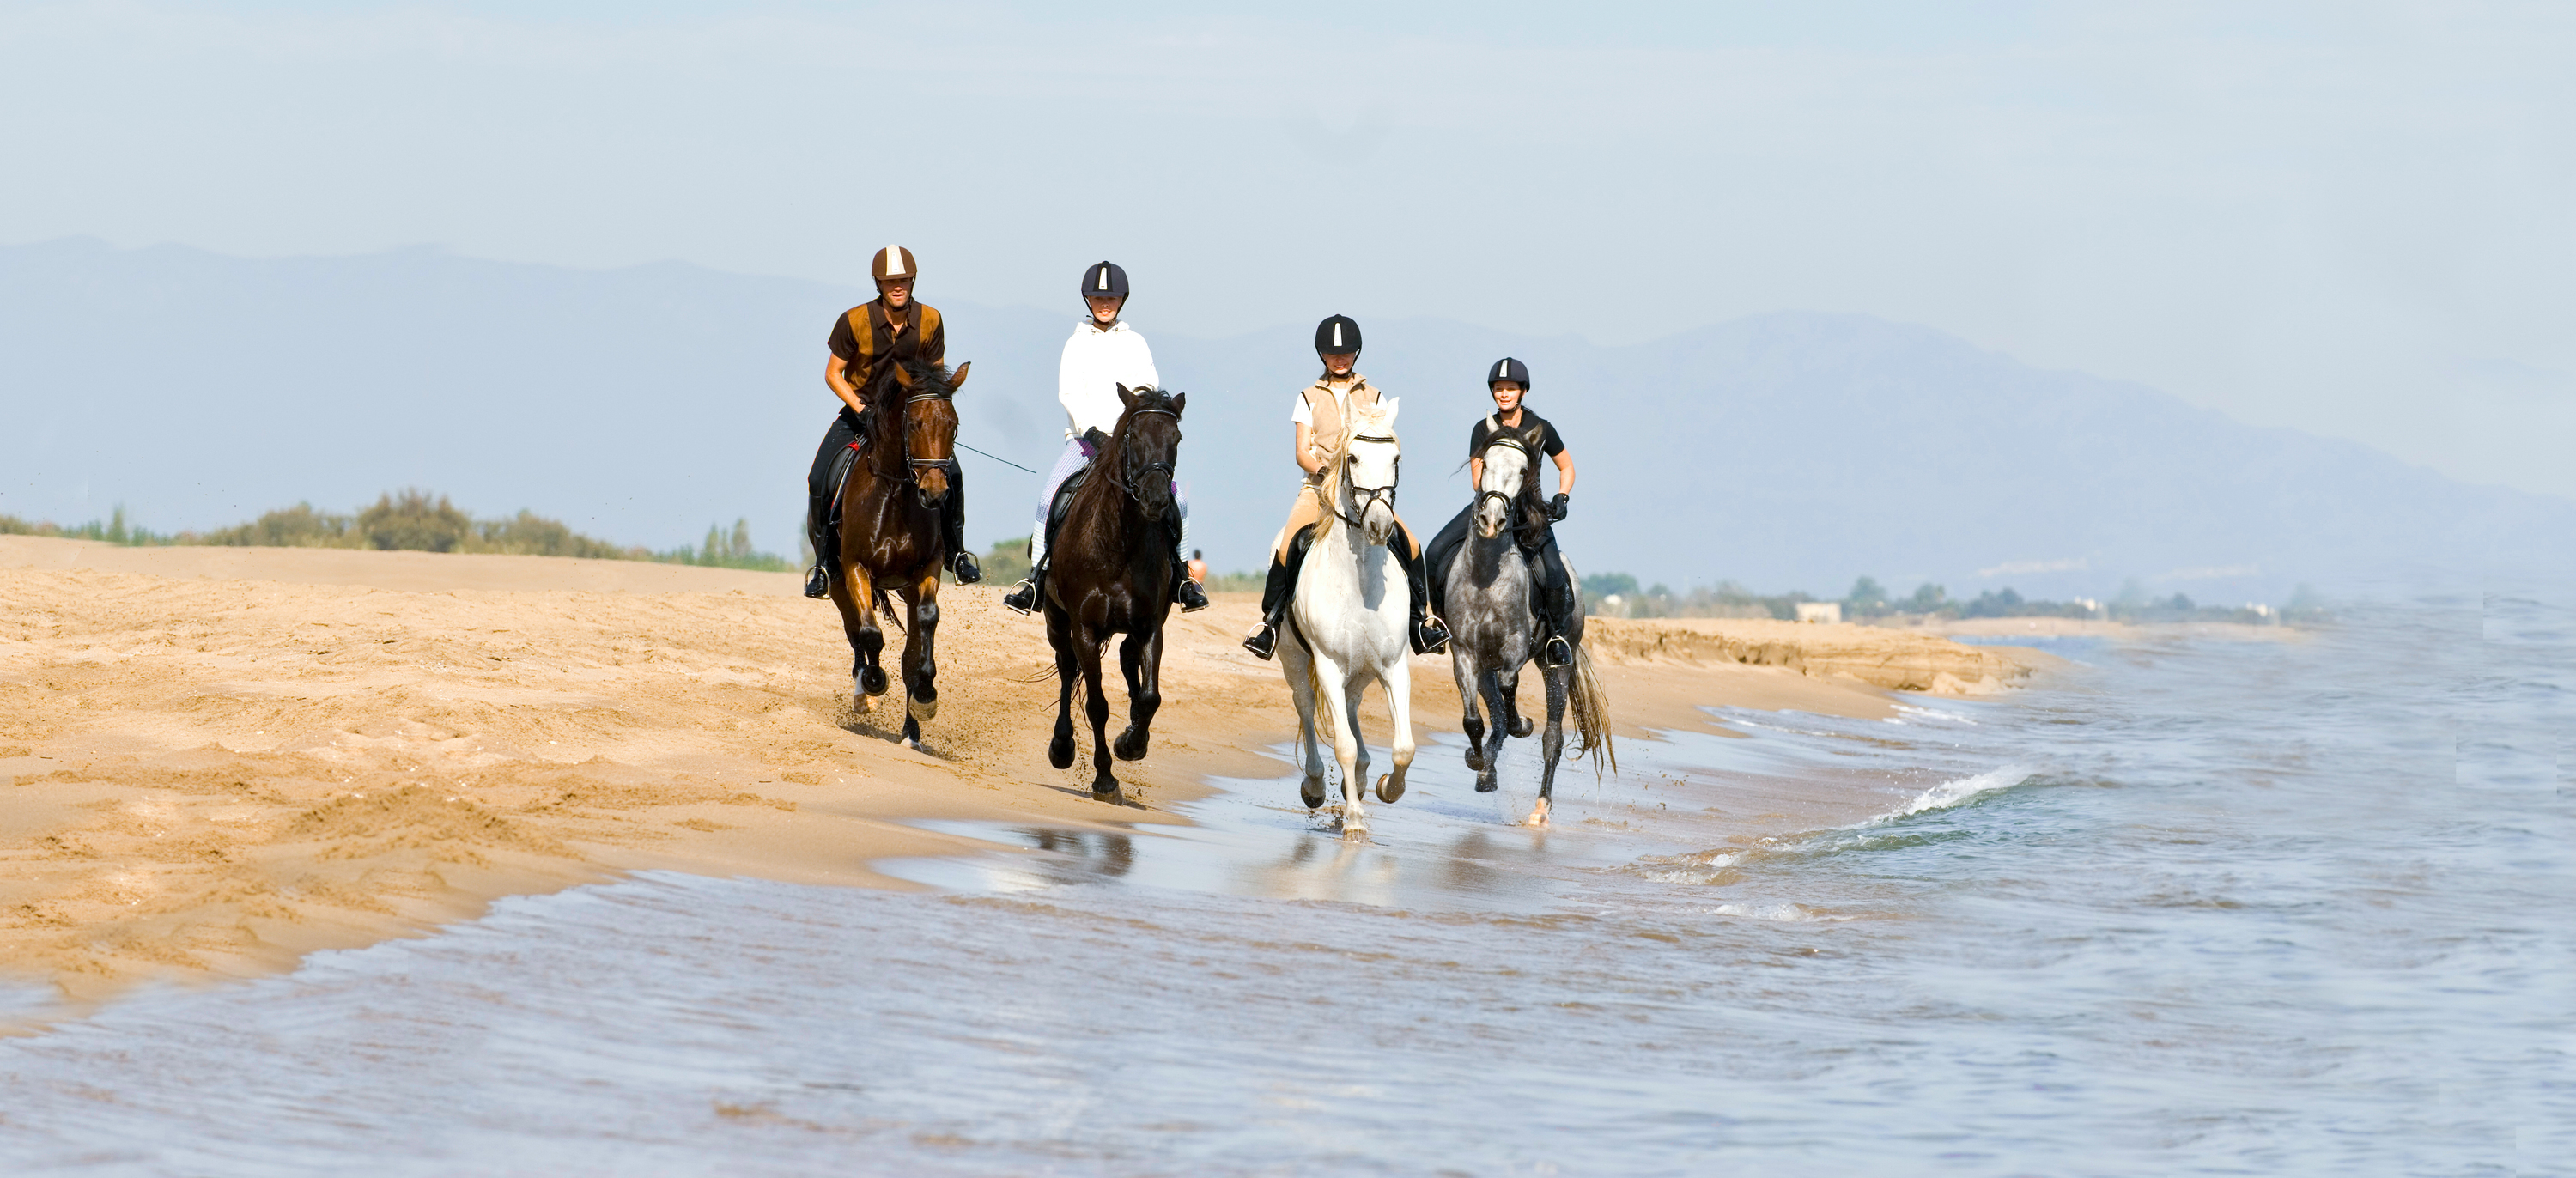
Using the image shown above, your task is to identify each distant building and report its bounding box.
[1795,602,1842,624]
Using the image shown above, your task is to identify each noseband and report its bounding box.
[900,389,956,483]
[1110,406,1180,500]
[1335,432,1401,527]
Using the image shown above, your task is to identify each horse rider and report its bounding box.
[1426,356,1580,666]
[1241,314,1450,660]
[804,245,981,598]
[1000,261,1209,615]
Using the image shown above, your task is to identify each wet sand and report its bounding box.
[0,536,2046,1010]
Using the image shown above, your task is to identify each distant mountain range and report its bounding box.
[6,238,2567,603]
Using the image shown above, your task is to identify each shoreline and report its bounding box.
[3,537,2052,1019]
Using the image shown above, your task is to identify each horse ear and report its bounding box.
[1522,422,1545,447]
[1116,383,1137,410]
[1171,391,1186,416]
[1380,396,1400,426]
[948,361,969,392]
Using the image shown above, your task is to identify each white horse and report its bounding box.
[1278,399,1418,841]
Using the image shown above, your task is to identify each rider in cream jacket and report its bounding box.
[1001,261,1207,615]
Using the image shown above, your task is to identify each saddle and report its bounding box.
[825,440,863,528]
[1041,463,1092,550]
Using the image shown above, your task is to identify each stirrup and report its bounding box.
[1540,635,1574,669]
[1242,623,1279,660]
[951,550,982,585]
[803,564,830,599]
[1177,578,1209,613]
[1412,614,1452,656]
[1001,578,1039,616]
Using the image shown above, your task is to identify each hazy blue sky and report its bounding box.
[5,1,2570,499]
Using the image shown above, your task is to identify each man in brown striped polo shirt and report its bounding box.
[804,245,981,598]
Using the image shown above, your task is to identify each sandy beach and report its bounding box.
[1,535,2047,1011]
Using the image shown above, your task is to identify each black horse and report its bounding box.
[1041,385,1187,801]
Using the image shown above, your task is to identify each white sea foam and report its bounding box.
[1868,765,2033,823]
[1890,704,1979,726]
[1710,903,1851,922]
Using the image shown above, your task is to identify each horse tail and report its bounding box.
[873,585,902,632]
[1568,644,1617,776]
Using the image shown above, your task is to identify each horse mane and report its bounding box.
[1311,402,1395,544]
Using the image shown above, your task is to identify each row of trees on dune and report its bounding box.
[1,491,793,572]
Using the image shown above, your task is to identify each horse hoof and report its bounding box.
[1374,774,1405,805]
[1475,776,1498,794]
[1300,787,1327,810]
[908,694,938,723]
[860,667,889,696]
[1113,729,1149,762]
[1048,734,1076,770]
[1521,798,1551,828]
[1340,823,1370,843]
[1508,715,1534,738]
[853,689,873,714]
[1093,783,1125,805]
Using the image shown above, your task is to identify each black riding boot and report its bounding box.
[1002,554,1047,615]
[1242,531,1312,660]
[803,503,833,599]
[941,459,981,584]
[1175,550,1208,613]
[1400,541,1452,655]
[1534,548,1575,668]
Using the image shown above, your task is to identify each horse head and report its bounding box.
[896,361,969,509]
[1340,398,1402,546]
[1474,425,1540,540]
[1112,383,1186,523]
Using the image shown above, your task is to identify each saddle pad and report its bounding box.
[1042,464,1092,549]
[826,441,863,527]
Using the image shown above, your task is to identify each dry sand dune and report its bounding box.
[1,536,2046,1011]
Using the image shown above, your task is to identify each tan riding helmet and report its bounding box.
[871,245,919,283]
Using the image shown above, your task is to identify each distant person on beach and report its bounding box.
[1425,357,1581,667]
[1240,314,1450,660]
[804,245,981,598]
[1188,550,1208,586]
[1001,261,1208,616]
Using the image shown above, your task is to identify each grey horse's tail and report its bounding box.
[1568,644,1616,775]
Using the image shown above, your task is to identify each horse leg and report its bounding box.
[1500,660,1534,738]
[906,573,941,730]
[1279,632,1328,810]
[1313,653,1366,839]
[1376,654,1414,805]
[1044,607,1078,770]
[1474,669,1511,793]
[1455,651,1489,774]
[1077,625,1121,799]
[1113,626,1162,762]
[841,564,888,708]
[1528,664,1571,828]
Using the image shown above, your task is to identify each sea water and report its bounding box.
[2,591,2570,1176]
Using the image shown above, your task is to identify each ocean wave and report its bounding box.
[1868,765,2033,823]
[1709,902,1852,923]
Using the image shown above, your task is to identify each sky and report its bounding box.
[3,0,2572,500]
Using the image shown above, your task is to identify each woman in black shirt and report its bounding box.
[1427,357,1582,667]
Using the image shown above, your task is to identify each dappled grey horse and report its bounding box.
[1438,422,1611,825]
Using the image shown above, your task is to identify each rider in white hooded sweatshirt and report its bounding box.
[1001,261,1208,615]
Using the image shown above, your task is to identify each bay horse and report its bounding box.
[1043,384,1187,801]
[832,358,969,749]
[1277,399,1418,841]
[1440,422,1613,825]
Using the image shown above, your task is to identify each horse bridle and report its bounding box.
[1335,432,1401,527]
[1473,431,1548,543]
[1110,406,1180,499]
[899,389,956,483]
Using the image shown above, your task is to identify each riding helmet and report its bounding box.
[1315,314,1362,354]
[871,245,918,282]
[1082,261,1130,300]
[1487,356,1531,390]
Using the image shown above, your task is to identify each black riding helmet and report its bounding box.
[1083,260,1129,300]
[1315,314,1362,355]
[1487,356,1530,389]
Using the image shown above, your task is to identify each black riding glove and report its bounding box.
[1547,493,1570,522]
[1082,427,1110,450]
